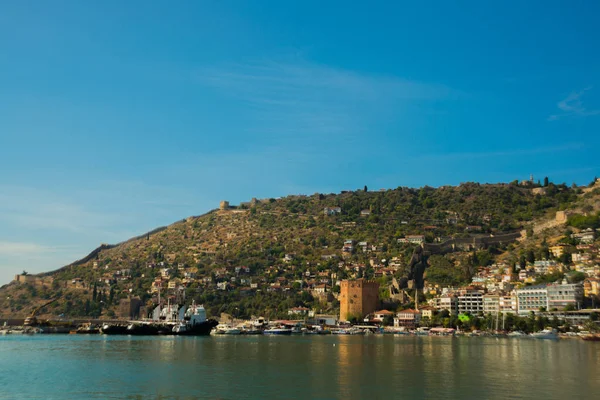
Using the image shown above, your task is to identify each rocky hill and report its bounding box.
[1,179,597,320]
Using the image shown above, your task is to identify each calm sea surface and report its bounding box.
[1,334,599,399]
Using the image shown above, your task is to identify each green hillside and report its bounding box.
[0,180,592,320]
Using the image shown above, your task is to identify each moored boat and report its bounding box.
[127,323,160,336]
[507,331,527,337]
[581,334,600,341]
[101,324,129,335]
[263,327,292,335]
[531,328,559,340]
[172,303,218,336]
[76,323,100,334]
[241,328,263,335]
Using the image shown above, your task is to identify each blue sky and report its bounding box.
[1,1,599,284]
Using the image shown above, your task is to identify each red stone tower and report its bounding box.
[339,278,380,322]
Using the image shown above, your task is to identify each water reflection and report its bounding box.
[1,335,599,399]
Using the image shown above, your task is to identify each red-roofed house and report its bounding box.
[371,309,395,322]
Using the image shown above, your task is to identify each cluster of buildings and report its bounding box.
[430,281,585,317]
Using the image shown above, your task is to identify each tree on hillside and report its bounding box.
[364,185,368,192]
[519,255,527,270]
[526,249,535,264]
[544,177,549,187]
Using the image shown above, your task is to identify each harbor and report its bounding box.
[3,316,599,341]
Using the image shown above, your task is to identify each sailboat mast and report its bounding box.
[495,311,499,331]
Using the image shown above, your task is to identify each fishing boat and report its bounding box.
[171,303,218,336]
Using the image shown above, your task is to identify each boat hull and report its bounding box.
[263,329,292,335]
[101,325,129,335]
[581,335,600,341]
[126,324,160,336]
[173,319,218,336]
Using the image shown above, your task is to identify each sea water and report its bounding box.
[1,335,599,399]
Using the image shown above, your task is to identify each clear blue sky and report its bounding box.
[1,1,599,284]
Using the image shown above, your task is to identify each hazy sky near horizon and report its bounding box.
[1,1,599,284]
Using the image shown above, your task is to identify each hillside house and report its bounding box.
[288,307,310,316]
[572,229,595,244]
[324,207,342,216]
[550,244,567,258]
[397,235,425,245]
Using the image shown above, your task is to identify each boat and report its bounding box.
[222,326,242,335]
[415,327,430,336]
[263,327,292,335]
[127,323,160,336]
[101,324,129,335]
[213,324,238,335]
[241,328,263,335]
[76,323,100,334]
[172,303,218,336]
[581,334,600,342]
[22,327,43,334]
[531,328,559,340]
[291,326,303,334]
[507,331,527,337]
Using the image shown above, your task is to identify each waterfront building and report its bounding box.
[394,309,422,328]
[339,279,380,322]
[419,306,434,319]
[457,288,484,315]
[547,282,583,310]
[309,314,338,326]
[516,285,548,315]
[433,294,458,315]
[483,294,499,315]
[370,310,395,322]
[499,295,517,314]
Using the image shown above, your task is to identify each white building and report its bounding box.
[483,294,499,315]
[516,285,548,315]
[498,295,517,314]
[397,235,425,245]
[484,294,517,314]
[394,309,422,328]
[434,295,458,315]
[547,282,583,310]
[458,288,484,315]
